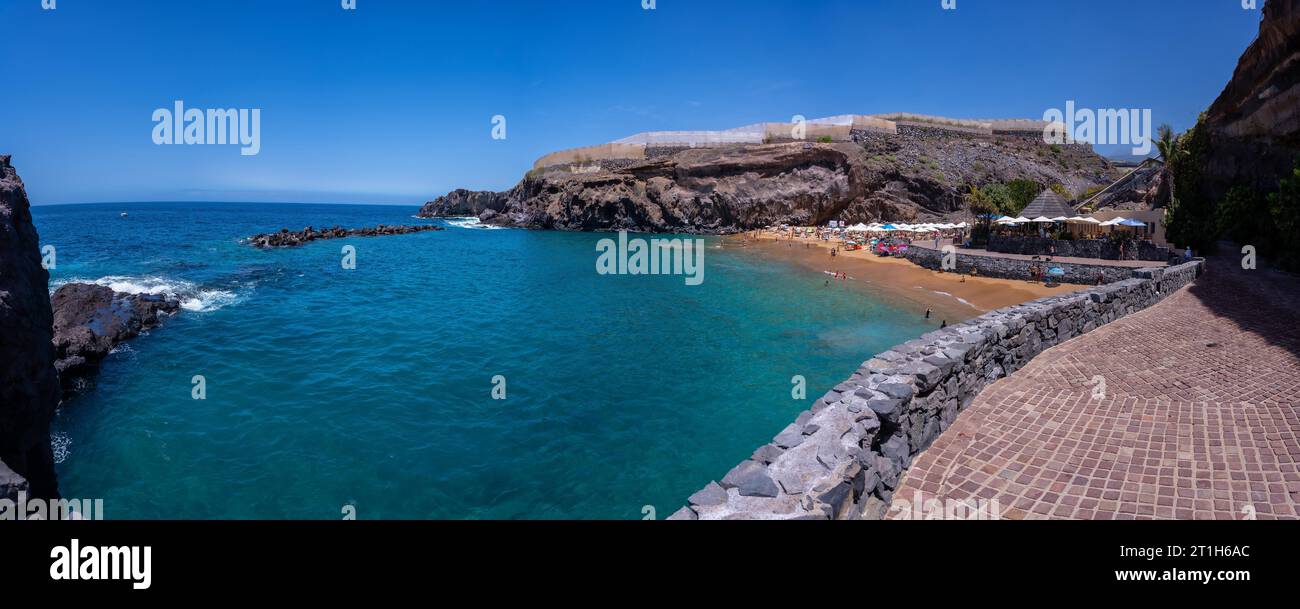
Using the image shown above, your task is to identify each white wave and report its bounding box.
[50,432,72,465]
[180,288,239,312]
[442,216,505,230]
[50,275,240,313]
[929,289,977,309]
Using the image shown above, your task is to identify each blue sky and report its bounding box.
[0,0,1266,205]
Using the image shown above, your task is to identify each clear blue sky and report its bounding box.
[0,0,1265,205]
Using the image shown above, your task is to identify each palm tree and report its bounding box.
[1154,124,1177,163]
[1152,124,1179,206]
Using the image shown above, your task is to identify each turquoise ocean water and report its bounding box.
[32,202,933,519]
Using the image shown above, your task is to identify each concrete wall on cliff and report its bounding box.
[0,155,61,500]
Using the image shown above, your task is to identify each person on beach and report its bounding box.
[940,320,947,329]
[925,308,932,319]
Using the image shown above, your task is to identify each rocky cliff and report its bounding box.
[0,155,61,500]
[420,128,1117,233]
[1201,0,1300,197]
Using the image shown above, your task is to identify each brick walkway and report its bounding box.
[890,257,1300,519]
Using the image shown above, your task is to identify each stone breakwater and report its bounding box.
[248,224,444,248]
[904,245,1148,285]
[671,259,1204,520]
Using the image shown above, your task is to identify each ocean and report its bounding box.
[32,202,935,519]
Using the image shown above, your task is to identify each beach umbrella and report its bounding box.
[1065,217,1102,224]
[1031,216,1056,223]
[1099,217,1127,226]
[880,223,898,231]
[1119,219,1147,227]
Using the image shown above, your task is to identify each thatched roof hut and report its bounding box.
[1020,190,1077,219]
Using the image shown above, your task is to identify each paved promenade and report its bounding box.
[890,255,1300,519]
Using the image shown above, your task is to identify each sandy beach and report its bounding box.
[728,231,1084,324]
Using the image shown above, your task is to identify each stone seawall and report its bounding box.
[671,259,1205,520]
[988,235,1169,262]
[903,245,1148,285]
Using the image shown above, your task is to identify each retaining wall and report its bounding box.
[903,244,1152,285]
[532,143,648,170]
[988,236,1170,262]
[671,259,1205,520]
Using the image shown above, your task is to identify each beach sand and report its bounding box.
[727,232,1085,324]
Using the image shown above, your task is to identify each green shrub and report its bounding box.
[816,135,833,144]
[1267,160,1300,270]
[1164,115,1218,253]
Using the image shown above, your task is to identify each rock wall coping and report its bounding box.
[671,259,1205,520]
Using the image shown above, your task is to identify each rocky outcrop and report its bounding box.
[51,283,181,394]
[1200,0,1300,198]
[419,189,510,218]
[0,155,61,500]
[420,131,1117,233]
[248,224,444,248]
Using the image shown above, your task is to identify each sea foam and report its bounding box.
[50,275,240,313]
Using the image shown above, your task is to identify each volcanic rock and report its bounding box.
[0,154,61,499]
[51,283,180,393]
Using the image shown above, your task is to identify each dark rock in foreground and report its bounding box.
[248,224,444,248]
[0,154,62,500]
[51,283,181,394]
[0,459,28,500]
